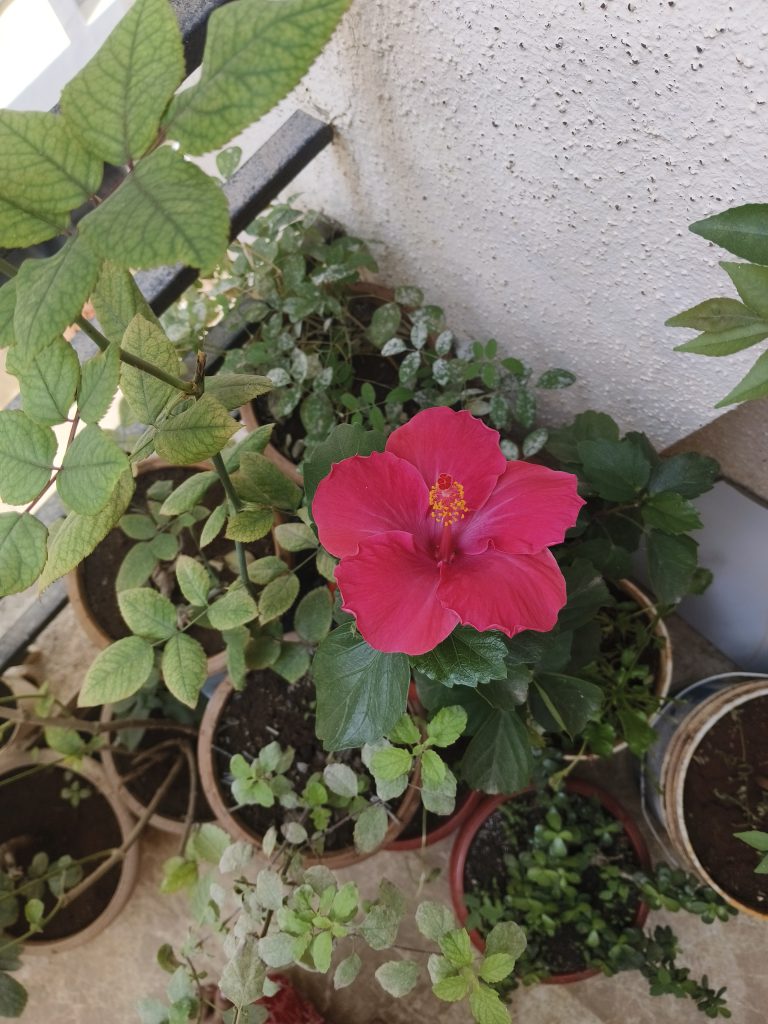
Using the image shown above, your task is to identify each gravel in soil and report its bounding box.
[683,697,768,912]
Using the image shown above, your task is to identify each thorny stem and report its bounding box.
[212,452,259,601]
[0,255,198,397]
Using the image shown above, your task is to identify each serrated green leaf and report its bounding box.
[716,348,768,407]
[353,802,388,853]
[91,262,159,341]
[219,938,266,1008]
[61,0,184,165]
[388,714,420,746]
[118,587,177,641]
[641,492,703,534]
[334,953,362,989]
[690,204,768,264]
[485,921,527,960]
[648,452,719,499]
[314,621,410,749]
[120,315,182,424]
[82,147,229,274]
[375,961,419,998]
[411,627,508,688]
[439,929,473,968]
[461,710,532,794]
[258,571,300,623]
[359,905,400,950]
[294,586,332,644]
[116,541,157,592]
[149,532,178,561]
[432,974,468,1003]
[79,635,154,706]
[426,705,468,747]
[646,531,698,605]
[175,554,211,606]
[0,110,102,248]
[529,674,603,738]
[273,522,318,551]
[162,633,207,707]
[0,280,17,348]
[13,236,100,359]
[165,0,351,154]
[322,762,358,798]
[469,984,510,1024]
[258,933,295,969]
[224,424,274,471]
[39,468,134,589]
[234,452,301,510]
[7,333,81,425]
[78,343,120,424]
[0,512,48,596]
[415,902,456,943]
[225,508,274,543]
[186,822,230,864]
[159,471,217,516]
[272,641,310,683]
[57,424,129,514]
[370,746,413,781]
[208,588,259,630]
[200,503,227,547]
[205,373,272,410]
[0,411,55,504]
[577,437,651,501]
[155,395,238,465]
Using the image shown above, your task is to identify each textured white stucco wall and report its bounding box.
[235,0,768,447]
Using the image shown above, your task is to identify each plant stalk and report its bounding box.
[212,453,259,601]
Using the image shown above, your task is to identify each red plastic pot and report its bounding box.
[259,974,327,1023]
[449,778,652,985]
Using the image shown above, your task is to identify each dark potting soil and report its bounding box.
[212,669,367,852]
[0,764,122,942]
[683,697,768,912]
[112,717,213,824]
[463,793,641,975]
[80,467,273,656]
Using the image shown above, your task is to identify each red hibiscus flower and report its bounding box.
[312,408,584,656]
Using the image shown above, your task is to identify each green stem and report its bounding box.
[212,453,259,601]
[0,254,197,397]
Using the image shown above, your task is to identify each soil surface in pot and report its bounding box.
[683,697,768,911]
[213,670,370,852]
[112,716,213,824]
[464,792,641,975]
[80,467,273,656]
[0,764,122,942]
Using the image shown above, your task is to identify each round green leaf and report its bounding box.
[56,424,129,515]
[0,410,55,505]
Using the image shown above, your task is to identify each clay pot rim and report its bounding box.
[448,778,652,985]
[99,703,213,836]
[662,678,768,920]
[0,750,140,952]
[198,671,421,869]
[385,789,484,852]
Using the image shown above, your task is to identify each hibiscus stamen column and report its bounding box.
[429,473,467,563]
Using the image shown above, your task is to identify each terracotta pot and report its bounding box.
[0,750,140,952]
[449,779,652,984]
[67,456,280,676]
[645,675,768,920]
[99,704,212,835]
[386,789,483,852]
[198,675,421,869]
[239,281,399,488]
[565,577,673,761]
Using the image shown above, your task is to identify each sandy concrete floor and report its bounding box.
[7,607,768,1024]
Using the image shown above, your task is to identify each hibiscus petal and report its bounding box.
[313,451,430,558]
[458,461,585,555]
[336,531,459,655]
[385,407,506,510]
[438,547,566,637]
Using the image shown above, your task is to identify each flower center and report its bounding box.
[428,473,467,527]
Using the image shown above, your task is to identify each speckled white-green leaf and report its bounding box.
[154,394,238,465]
[61,0,184,166]
[165,0,351,155]
[161,633,207,708]
[39,468,134,590]
[91,262,159,342]
[0,411,56,504]
[13,236,100,358]
[77,343,120,424]
[0,512,48,596]
[0,111,103,247]
[0,280,16,348]
[79,636,155,707]
[81,147,229,273]
[120,314,182,424]
[56,424,129,515]
[6,337,80,426]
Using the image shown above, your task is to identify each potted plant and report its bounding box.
[449,778,735,1015]
[645,675,768,919]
